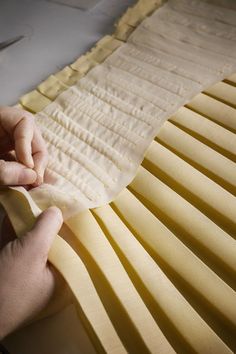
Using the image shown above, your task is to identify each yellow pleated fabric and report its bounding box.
[1,78,235,354]
[1,0,236,353]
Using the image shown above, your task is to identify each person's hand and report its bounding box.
[0,106,48,186]
[0,207,63,339]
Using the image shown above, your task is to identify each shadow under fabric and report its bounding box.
[1,0,236,353]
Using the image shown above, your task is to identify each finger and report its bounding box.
[32,129,48,186]
[0,160,37,185]
[14,116,35,168]
[0,107,35,168]
[23,207,63,260]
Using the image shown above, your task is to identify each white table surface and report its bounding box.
[0,0,135,106]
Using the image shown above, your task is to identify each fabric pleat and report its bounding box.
[1,0,235,353]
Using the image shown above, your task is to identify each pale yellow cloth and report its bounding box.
[1,0,236,353]
[2,82,236,352]
[18,0,236,218]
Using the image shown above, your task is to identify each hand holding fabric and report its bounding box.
[0,106,48,186]
[0,207,63,339]
[0,107,65,340]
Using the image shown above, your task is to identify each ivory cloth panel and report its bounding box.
[0,0,236,353]
[16,0,236,218]
[2,79,236,353]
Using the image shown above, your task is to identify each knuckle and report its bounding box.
[24,114,33,124]
[14,115,34,137]
[24,110,34,119]
[24,114,35,128]
[23,115,34,128]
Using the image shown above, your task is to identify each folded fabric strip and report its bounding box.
[17,0,236,218]
[1,132,236,352]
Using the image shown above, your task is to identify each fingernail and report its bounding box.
[27,157,34,169]
[47,207,63,220]
[20,169,37,184]
[48,206,62,214]
[24,154,34,169]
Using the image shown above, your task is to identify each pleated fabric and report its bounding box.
[0,0,235,353]
[1,77,236,353]
[17,0,236,218]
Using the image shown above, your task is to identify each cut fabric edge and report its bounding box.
[17,0,165,113]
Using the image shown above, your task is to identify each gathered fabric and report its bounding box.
[1,0,236,353]
[22,0,236,218]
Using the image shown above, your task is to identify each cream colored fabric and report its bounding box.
[18,0,236,217]
[1,109,236,352]
[1,1,236,353]
[1,82,236,353]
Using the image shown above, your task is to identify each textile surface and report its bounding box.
[1,0,235,353]
[19,0,236,217]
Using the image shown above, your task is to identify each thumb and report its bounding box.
[0,160,37,185]
[22,207,63,261]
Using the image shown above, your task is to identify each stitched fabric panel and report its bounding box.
[28,0,236,217]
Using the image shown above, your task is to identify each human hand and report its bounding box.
[0,106,48,186]
[0,207,63,339]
